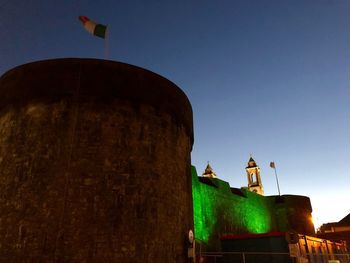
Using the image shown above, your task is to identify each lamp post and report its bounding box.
[270,161,281,196]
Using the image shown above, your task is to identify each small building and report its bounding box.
[318,213,350,252]
[219,232,349,263]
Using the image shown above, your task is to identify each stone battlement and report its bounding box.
[191,166,314,250]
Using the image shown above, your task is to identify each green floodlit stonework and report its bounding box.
[192,166,273,248]
[191,166,314,250]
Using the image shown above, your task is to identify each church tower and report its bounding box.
[246,156,264,195]
[202,162,217,178]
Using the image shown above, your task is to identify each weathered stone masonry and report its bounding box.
[0,59,194,263]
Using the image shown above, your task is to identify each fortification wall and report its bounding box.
[191,166,314,250]
[268,195,314,235]
[0,59,194,263]
[192,167,276,250]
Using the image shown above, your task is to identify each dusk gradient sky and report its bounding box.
[1,0,349,228]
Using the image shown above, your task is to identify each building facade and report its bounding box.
[318,213,350,252]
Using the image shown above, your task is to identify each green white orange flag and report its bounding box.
[79,16,107,39]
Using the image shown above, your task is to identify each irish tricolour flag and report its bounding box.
[79,16,107,39]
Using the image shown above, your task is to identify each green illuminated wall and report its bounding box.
[191,166,314,250]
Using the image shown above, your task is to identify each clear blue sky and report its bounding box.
[1,0,349,227]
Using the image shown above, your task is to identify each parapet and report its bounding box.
[0,58,193,144]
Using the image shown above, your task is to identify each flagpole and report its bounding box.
[104,26,109,60]
[270,162,281,196]
[79,16,108,58]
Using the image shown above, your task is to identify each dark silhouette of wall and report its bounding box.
[0,59,194,262]
[272,195,314,236]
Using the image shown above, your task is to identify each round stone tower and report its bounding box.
[273,195,315,235]
[0,59,194,262]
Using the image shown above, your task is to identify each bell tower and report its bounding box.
[246,156,264,195]
[202,162,218,178]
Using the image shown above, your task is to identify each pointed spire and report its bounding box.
[247,155,257,168]
[202,162,217,178]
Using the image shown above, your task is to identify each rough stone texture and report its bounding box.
[0,59,194,262]
[273,195,314,236]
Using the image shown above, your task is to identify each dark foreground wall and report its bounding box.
[0,59,194,262]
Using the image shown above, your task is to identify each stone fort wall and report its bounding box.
[0,59,194,263]
[192,166,314,250]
